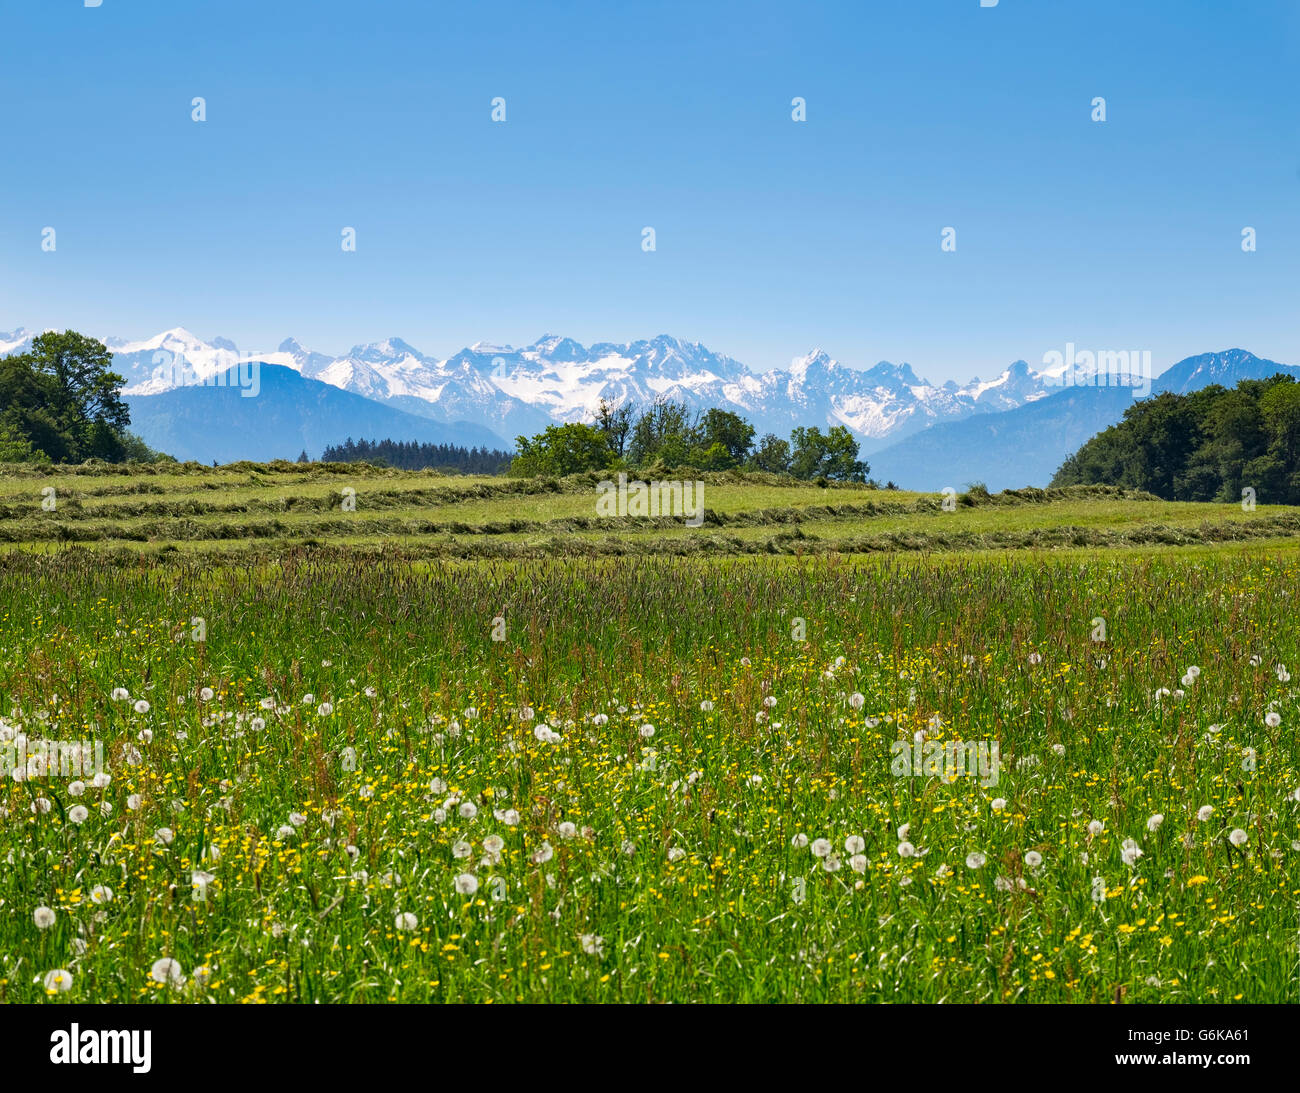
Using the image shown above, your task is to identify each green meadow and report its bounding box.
[2,463,1299,1002]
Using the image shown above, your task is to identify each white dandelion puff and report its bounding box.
[44,968,74,993]
[150,957,184,986]
[190,870,215,900]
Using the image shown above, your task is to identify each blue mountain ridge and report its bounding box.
[125,364,507,464]
[867,350,1300,491]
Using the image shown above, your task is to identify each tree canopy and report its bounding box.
[1052,374,1300,502]
[0,330,160,463]
[508,397,868,481]
[320,437,512,473]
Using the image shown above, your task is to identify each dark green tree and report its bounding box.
[695,409,754,468]
[1052,373,1300,504]
[510,422,612,476]
[594,398,633,459]
[790,425,867,481]
[627,399,694,467]
[2,331,132,462]
[749,433,791,474]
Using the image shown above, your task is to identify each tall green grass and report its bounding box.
[1,551,1297,1001]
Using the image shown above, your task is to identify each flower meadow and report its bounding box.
[2,551,1299,1003]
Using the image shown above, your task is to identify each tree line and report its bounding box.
[318,437,513,473]
[0,331,160,463]
[1052,374,1300,502]
[509,398,869,481]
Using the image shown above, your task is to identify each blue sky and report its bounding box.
[1,0,1297,382]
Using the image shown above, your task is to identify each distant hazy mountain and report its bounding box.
[869,386,1140,492]
[124,364,507,464]
[1150,348,1300,395]
[869,350,1299,491]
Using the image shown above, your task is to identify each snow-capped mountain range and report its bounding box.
[0,325,1131,450]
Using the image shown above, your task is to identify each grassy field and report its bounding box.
[2,463,1300,1002]
[4,460,1300,560]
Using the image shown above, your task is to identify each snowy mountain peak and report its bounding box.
[865,360,924,387]
[531,334,588,361]
[348,337,426,362]
[1153,348,1282,396]
[9,324,1227,452]
[113,327,212,355]
[0,327,32,354]
[791,348,836,377]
